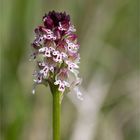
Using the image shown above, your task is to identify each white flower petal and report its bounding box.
[61,52,68,59]
[53,54,62,63]
[53,50,59,55]
[49,66,54,73]
[58,83,65,92]
[66,61,79,74]
[49,47,55,52]
[45,49,51,57]
[39,47,46,52]
[54,80,61,85]
[40,66,49,78]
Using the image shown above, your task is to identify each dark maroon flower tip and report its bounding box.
[43,11,70,29]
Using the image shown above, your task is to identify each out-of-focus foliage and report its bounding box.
[1,0,139,140]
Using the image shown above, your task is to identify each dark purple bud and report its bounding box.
[43,16,54,29]
[43,11,70,28]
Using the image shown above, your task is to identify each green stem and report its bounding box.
[52,88,61,140]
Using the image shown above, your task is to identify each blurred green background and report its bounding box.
[1,0,139,140]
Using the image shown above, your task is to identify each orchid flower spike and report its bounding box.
[30,11,83,100]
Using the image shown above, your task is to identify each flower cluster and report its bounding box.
[31,11,83,100]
